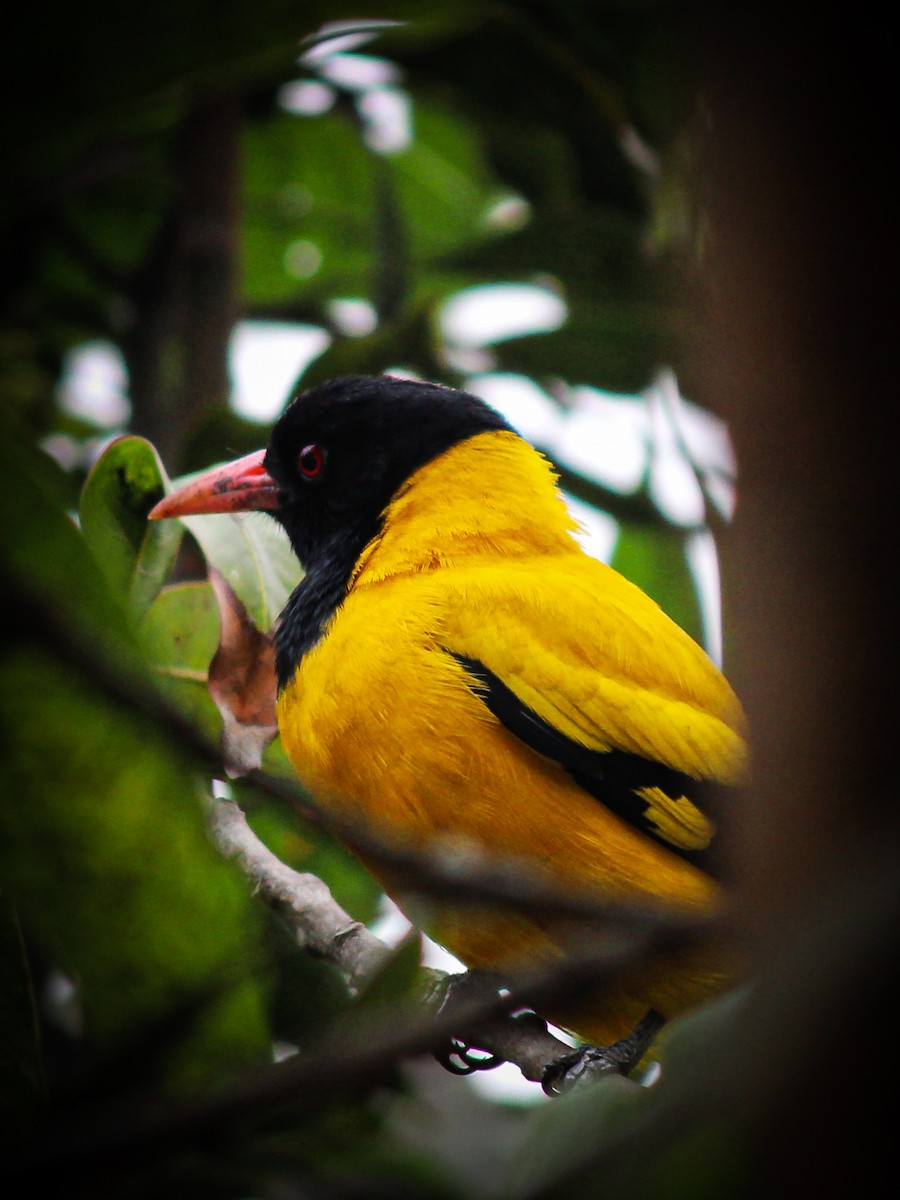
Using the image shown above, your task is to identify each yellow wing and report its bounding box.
[437,554,748,860]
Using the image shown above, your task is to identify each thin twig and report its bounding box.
[208,797,391,991]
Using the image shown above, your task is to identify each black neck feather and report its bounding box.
[274,527,370,690]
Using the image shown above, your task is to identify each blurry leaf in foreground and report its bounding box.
[504,991,748,1200]
[504,1071,643,1199]
[0,432,271,1089]
[208,566,279,776]
[79,435,183,619]
[351,931,424,1017]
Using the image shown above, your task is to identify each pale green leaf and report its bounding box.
[139,581,222,741]
[79,436,183,619]
[178,507,300,633]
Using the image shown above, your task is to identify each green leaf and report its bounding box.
[393,98,504,264]
[494,294,668,396]
[0,433,270,1087]
[298,301,442,389]
[351,930,423,1013]
[179,509,300,633]
[1,435,139,672]
[503,992,750,1200]
[241,92,506,315]
[648,987,749,1079]
[242,107,378,306]
[0,647,270,1076]
[79,435,183,619]
[140,457,303,636]
[139,581,222,741]
[610,522,704,646]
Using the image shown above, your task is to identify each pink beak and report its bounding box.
[149,449,281,519]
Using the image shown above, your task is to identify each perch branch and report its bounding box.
[205,795,694,1083]
[208,797,390,991]
[207,796,575,1076]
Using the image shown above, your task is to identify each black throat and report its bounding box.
[274,524,371,691]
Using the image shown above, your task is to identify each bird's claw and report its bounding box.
[434,1037,504,1075]
[432,968,510,1010]
[541,1009,666,1096]
[431,968,513,1076]
[541,1045,625,1094]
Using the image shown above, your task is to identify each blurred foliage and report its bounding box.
[4,0,729,648]
[5,1,882,1198]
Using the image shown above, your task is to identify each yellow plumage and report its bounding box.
[276,430,746,1044]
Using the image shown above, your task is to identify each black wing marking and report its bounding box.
[450,653,721,875]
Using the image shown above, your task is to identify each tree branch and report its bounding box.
[206,795,575,1077]
[208,796,390,991]
[204,794,685,1085]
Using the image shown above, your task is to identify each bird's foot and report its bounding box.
[435,1037,505,1076]
[541,1009,665,1096]
[431,969,512,1076]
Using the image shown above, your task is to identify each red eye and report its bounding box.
[297,443,325,479]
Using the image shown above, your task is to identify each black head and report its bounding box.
[263,374,513,569]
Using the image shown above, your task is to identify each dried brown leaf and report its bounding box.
[207,567,278,776]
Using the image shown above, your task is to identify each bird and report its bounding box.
[150,373,747,1085]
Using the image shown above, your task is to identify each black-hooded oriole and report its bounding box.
[151,374,747,1072]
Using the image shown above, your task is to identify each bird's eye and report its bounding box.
[297,443,325,479]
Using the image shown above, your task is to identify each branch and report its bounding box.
[22,907,695,1185]
[208,797,390,991]
[207,796,573,1077]
[204,795,691,1085]
[17,785,719,1181]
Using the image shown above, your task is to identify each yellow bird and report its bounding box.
[151,374,747,1087]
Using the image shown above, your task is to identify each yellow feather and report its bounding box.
[635,787,716,851]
